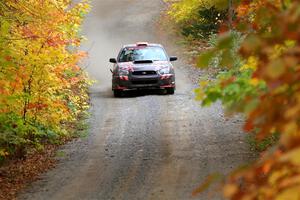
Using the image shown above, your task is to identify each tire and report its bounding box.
[113,90,123,97]
[166,88,175,95]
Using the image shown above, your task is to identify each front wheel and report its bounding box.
[166,88,175,95]
[113,90,123,97]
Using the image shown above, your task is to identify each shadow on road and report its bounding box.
[117,89,171,98]
[89,87,173,99]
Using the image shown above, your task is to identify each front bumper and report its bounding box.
[112,74,175,90]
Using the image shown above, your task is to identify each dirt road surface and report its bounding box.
[19,0,255,200]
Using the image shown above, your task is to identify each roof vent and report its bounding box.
[136,42,149,47]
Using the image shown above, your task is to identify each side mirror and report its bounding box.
[109,58,117,63]
[170,56,177,61]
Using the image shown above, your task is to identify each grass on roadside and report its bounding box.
[246,132,280,152]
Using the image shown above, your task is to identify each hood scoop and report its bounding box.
[133,60,153,64]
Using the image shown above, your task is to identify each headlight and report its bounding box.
[118,69,129,76]
[159,67,170,75]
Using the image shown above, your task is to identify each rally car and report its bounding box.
[109,42,177,97]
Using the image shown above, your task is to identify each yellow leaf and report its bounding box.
[266,59,285,79]
[283,122,299,136]
[280,147,300,165]
[275,186,300,200]
[269,168,289,186]
[249,78,260,86]
[0,149,9,157]
[223,184,238,198]
[240,56,258,71]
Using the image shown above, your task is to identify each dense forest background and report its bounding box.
[0,0,91,161]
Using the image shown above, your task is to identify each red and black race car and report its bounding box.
[109,42,177,97]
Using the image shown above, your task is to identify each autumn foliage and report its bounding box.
[167,0,228,39]
[0,0,90,161]
[222,1,300,199]
[169,0,300,199]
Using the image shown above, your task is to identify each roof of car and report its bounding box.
[123,42,163,48]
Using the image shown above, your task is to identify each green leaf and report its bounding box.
[197,50,215,68]
[216,33,235,50]
[220,50,234,68]
[0,20,10,35]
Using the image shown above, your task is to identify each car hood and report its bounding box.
[118,61,171,71]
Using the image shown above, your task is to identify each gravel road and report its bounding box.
[19,0,255,200]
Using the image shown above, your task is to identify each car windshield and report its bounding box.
[118,46,168,62]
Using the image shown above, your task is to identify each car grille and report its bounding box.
[131,80,158,85]
[132,71,157,75]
